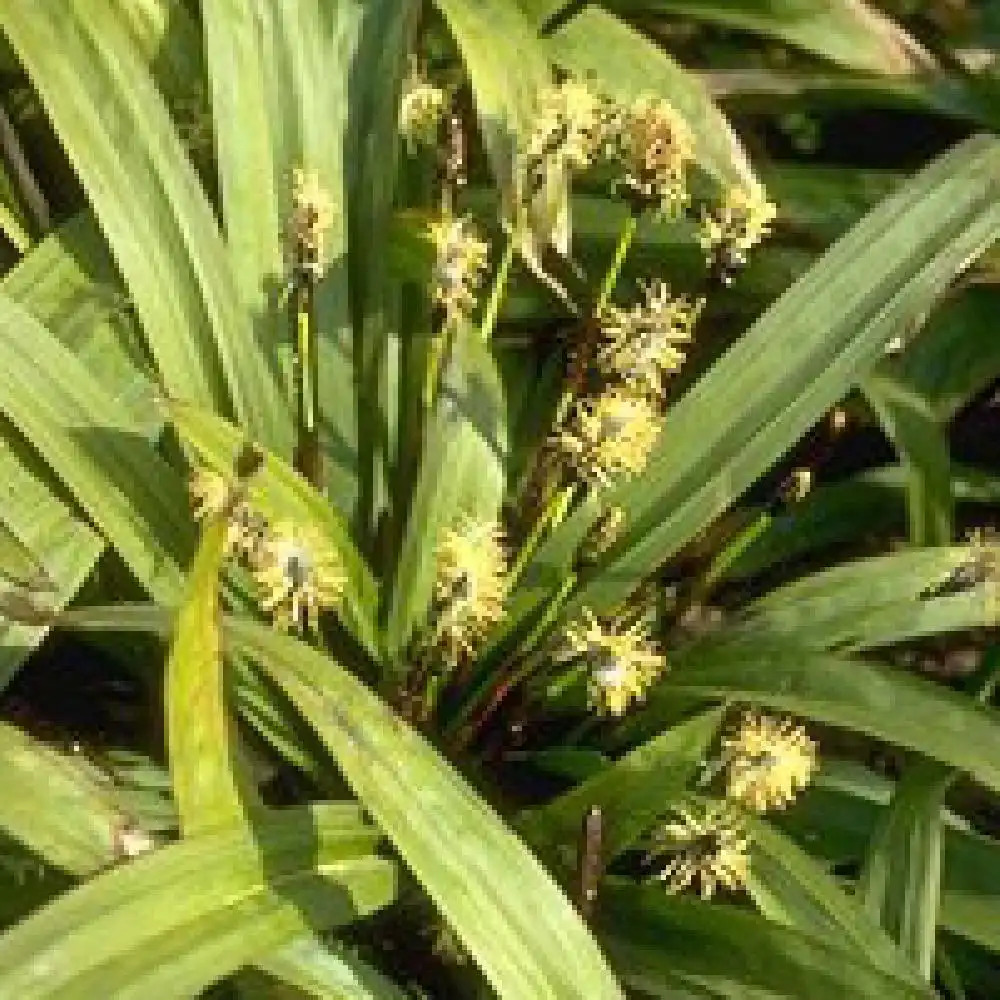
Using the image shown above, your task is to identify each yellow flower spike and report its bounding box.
[188,467,231,522]
[253,521,345,633]
[698,185,777,271]
[290,168,334,277]
[598,281,703,395]
[399,67,446,152]
[188,467,266,561]
[561,608,666,716]
[722,711,817,812]
[650,803,749,899]
[559,389,662,488]
[433,517,508,661]
[525,79,614,177]
[428,215,490,322]
[619,95,695,215]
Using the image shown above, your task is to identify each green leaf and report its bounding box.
[739,546,988,651]
[863,370,953,547]
[0,146,32,253]
[0,806,395,1000]
[0,0,289,452]
[858,763,950,980]
[166,402,379,658]
[202,0,367,511]
[599,881,932,999]
[724,464,1000,582]
[166,517,244,836]
[435,0,549,193]
[522,3,756,188]
[246,938,408,1000]
[519,707,724,864]
[0,293,189,604]
[0,722,117,876]
[746,814,923,986]
[386,330,507,659]
[655,636,1000,795]
[231,618,625,999]
[875,286,1000,423]
[517,134,1000,631]
[605,0,937,76]
[776,765,1000,956]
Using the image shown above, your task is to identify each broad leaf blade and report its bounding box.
[600,881,932,999]
[858,763,951,979]
[520,707,724,863]
[0,807,394,1000]
[519,134,1000,629]
[0,293,189,603]
[166,517,244,835]
[0,0,289,451]
[231,618,625,999]
[654,636,1000,795]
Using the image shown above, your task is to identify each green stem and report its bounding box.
[509,483,577,588]
[292,274,321,489]
[595,212,638,315]
[479,234,516,343]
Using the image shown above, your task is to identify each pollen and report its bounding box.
[428,215,490,322]
[558,389,662,488]
[650,803,749,899]
[290,168,335,278]
[618,95,695,215]
[698,184,777,271]
[561,608,666,716]
[399,67,446,152]
[721,711,817,812]
[253,520,345,632]
[432,517,508,661]
[598,281,702,395]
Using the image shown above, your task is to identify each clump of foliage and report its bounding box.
[0,1,999,998]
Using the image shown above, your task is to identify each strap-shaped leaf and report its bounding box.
[600,881,932,1000]
[167,402,379,657]
[0,0,289,452]
[0,807,394,1000]
[603,0,936,76]
[652,635,1000,795]
[166,517,244,835]
[516,134,1000,632]
[0,293,189,603]
[231,618,626,999]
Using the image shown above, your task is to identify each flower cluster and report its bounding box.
[399,67,447,152]
[616,95,695,216]
[560,608,666,716]
[289,168,334,279]
[698,184,777,282]
[431,517,508,663]
[522,79,617,192]
[428,215,490,322]
[649,711,816,899]
[720,711,817,812]
[558,390,662,489]
[649,803,750,900]
[189,465,345,634]
[597,281,703,396]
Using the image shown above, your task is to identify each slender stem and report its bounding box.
[479,234,516,343]
[595,212,638,315]
[509,483,577,588]
[0,102,49,235]
[292,274,322,488]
